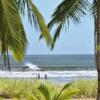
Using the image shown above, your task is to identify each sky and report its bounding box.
[22,0,94,55]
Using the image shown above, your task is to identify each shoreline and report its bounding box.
[0,70,97,78]
[0,70,97,84]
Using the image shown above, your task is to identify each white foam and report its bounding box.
[0,71,97,78]
[25,62,40,70]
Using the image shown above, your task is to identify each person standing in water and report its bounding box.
[45,74,47,80]
[38,73,40,79]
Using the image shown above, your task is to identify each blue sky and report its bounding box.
[22,0,94,55]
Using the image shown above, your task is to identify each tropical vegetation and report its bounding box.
[0,79,97,99]
[0,0,52,70]
[48,0,100,99]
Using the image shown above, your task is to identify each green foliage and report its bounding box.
[0,79,97,99]
[0,0,52,69]
[0,79,80,100]
[36,82,79,100]
[70,80,97,98]
[48,0,96,49]
[38,84,51,100]
[15,0,52,45]
[0,0,27,67]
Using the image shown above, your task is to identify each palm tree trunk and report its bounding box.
[96,0,100,99]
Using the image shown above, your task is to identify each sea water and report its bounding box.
[0,55,97,84]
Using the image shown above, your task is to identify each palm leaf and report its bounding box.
[28,0,52,45]
[55,83,72,100]
[38,84,50,100]
[0,0,52,70]
[0,0,27,68]
[27,93,39,100]
[48,0,89,48]
[51,24,62,49]
[90,0,97,16]
[15,0,52,45]
[58,89,80,100]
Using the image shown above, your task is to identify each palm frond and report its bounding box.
[90,0,97,16]
[48,0,89,48]
[58,89,80,100]
[29,0,52,45]
[15,0,52,45]
[55,83,72,99]
[38,84,50,100]
[51,24,63,49]
[0,0,27,69]
[27,93,38,100]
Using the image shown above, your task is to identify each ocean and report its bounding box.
[0,55,97,84]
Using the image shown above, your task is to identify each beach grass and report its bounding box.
[71,80,97,99]
[0,78,97,99]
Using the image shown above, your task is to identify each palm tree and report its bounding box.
[0,0,52,70]
[48,0,100,99]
